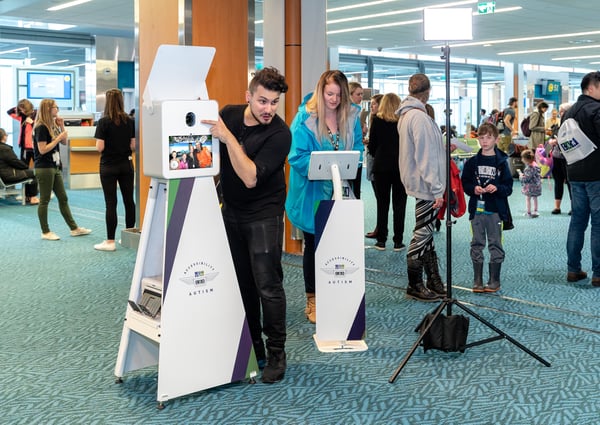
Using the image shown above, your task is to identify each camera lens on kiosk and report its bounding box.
[185,112,196,127]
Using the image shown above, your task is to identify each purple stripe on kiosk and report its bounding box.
[231,319,255,381]
[314,200,335,248]
[163,178,194,299]
[347,295,366,340]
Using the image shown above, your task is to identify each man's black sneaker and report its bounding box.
[374,241,386,251]
[393,243,406,252]
[406,283,439,302]
[262,351,286,384]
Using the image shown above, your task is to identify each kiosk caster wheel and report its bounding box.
[157,402,165,410]
[115,377,123,384]
[249,377,257,384]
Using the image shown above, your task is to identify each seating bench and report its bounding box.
[0,176,33,205]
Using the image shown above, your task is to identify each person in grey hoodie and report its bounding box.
[397,73,447,302]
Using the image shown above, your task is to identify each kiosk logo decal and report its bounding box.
[180,261,219,296]
[321,256,359,285]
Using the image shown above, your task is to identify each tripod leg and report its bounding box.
[452,300,551,367]
[389,301,449,383]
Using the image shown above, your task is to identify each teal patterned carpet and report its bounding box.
[1,176,599,425]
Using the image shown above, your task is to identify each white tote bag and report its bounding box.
[557,118,597,164]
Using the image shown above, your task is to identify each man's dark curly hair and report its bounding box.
[249,66,288,94]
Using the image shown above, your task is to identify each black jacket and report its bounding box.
[0,143,29,182]
[562,94,600,182]
[461,147,513,221]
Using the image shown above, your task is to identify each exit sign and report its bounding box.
[478,1,496,14]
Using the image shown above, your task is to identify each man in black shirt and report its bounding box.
[203,67,291,383]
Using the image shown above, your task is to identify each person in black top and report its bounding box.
[7,99,39,203]
[33,98,91,241]
[368,93,407,252]
[202,67,291,384]
[94,88,136,251]
[0,127,36,187]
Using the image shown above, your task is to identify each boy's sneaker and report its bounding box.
[393,243,406,252]
[472,282,485,293]
[41,232,60,241]
[531,211,539,218]
[374,241,386,251]
[483,282,501,292]
[70,227,92,237]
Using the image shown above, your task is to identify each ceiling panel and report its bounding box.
[0,1,597,71]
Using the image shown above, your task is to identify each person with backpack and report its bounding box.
[526,101,549,150]
[499,97,518,153]
[561,71,600,287]
[461,122,513,293]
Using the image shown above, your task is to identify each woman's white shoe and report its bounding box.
[94,240,116,251]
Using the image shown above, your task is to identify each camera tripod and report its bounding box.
[389,43,551,384]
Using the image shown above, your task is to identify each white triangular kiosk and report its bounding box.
[114,45,258,409]
[310,151,368,352]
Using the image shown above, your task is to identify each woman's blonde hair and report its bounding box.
[305,70,352,144]
[376,93,401,122]
[33,99,60,136]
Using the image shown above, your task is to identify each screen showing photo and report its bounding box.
[168,134,214,171]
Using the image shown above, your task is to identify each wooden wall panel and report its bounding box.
[191,0,249,105]
[137,0,180,225]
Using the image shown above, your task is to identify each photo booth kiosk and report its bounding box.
[114,45,258,408]
[309,151,368,353]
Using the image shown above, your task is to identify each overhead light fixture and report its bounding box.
[47,0,92,12]
[440,30,600,49]
[0,47,29,55]
[34,59,69,67]
[328,19,422,35]
[552,55,600,61]
[330,4,518,38]
[499,44,600,56]
[327,0,477,24]
[328,0,401,13]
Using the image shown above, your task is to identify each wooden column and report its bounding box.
[137,0,180,225]
[192,0,249,105]
[284,0,303,254]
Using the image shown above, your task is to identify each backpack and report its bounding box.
[488,111,504,131]
[437,160,466,220]
[557,117,598,164]
[520,115,532,137]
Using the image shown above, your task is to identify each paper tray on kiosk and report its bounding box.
[308,151,360,181]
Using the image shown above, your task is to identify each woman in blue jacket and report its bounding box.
[286,70,363,324]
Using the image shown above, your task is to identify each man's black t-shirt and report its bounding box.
[219,104,291,222]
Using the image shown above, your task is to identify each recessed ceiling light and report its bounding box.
[568,39,595,44]
[359,38,372,41]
